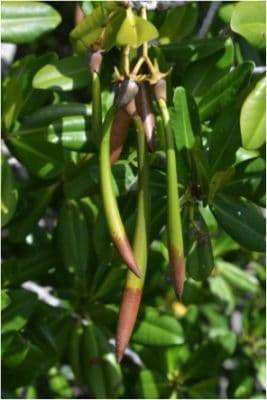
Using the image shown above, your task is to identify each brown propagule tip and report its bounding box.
[169,245,185,299]
[116,237,141,278]
[116,287,142,362]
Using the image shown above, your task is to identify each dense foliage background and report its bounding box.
[1,1,266,399]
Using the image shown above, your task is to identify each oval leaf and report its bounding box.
[216,260,259,293]
[1,156,18,227]
[133,308,184,346]
[1,1,61,44]
[231,2,266,50]
[33,54,90,91]
[240,76,266,150]
[199,62,254,121]
[210,194,265,252]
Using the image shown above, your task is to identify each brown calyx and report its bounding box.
[116,287,142,362]
[110,108,130,165]
[169,245,185,299]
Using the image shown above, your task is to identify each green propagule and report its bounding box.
[86,4,185,362]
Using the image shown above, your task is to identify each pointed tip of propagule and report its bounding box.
[116,287,142,363]
[116,237,142,278]
[169,246,185,300]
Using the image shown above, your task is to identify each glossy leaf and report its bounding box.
[33,54,90,91]
[9,133,65,180]
[159,3,198,44]
[57,199,90,289]
[211,194,265,252]
[199,62,253,121]
[1,1,61,44]
[170,87,199,150]
[3,53,56,130]
[8,184,57,243]
[240,77,266,150]
[21,102,92,128]
[183,37,234,100]
[47,116,94,152]
[208,105,241,174]
[2,289,38,334]
[231,2,266,50]
[216,260,259,293]
[133,307,184,346]
[1,156,18,227]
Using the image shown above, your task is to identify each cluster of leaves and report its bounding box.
[1,1,266,399]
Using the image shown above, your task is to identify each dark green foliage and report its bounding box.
[1,1,265,399]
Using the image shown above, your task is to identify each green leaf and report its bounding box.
[8,184,57,243]
[1,1,61,44]
[2,289,38,334]
[136,369,169,399]
[133,307,184,346]
[208,105,241,173]
[21,102,91,129]
[33,54,90,91]
[199,62,254,121]
[159,3,198,44]
[231,2,266,50]
[216,260,259,293]
[47,116,95,152]
[170,87,199,150]
[9,134,66,180]
[3,53,57,130]
[160,36,228,68]
[209,275,235,314]
[183,207,214,281]
[2,333,30,368]
[57,199,90,289]
[116,8,158,47]
[70,6,108,52]
[1,290,11,311]
[1,155,18,227]
[210,194,265,252]
[2,247,58,287]
[183,37,234,100]
[218,4,235,24]
[240,77,266,150]
[223,157,265,204]
[63,156,99,199]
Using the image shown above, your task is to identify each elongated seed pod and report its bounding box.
[157,97,185,299]
[92,70,102,147]
[100,106,140,277]
[110,108,130,165]
[136,83,156,151]
[116,114,150,362]
[82,320,107,399]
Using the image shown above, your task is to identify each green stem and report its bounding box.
[92,71,102,148]
[116,114,150,362]
[127,115,150,289]
[99,106,140,277]
[158,98,185,298]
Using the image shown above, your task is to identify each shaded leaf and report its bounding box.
[210,194,265,252]
[33,54,90,91]
[1,155,18,227]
